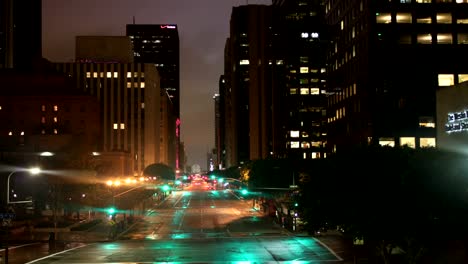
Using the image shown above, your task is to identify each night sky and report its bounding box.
[42,0,272,170]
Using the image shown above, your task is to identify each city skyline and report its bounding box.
[42,0,272,170]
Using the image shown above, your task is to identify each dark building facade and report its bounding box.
[224,5,273,167]
[126,24,181,170]
[213,77,224,169]
[0,0,42,69]
[322,0,468,152]
[272,0,329,160]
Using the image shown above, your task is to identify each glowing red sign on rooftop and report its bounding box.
[160,25,176,29]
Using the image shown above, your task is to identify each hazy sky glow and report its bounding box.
[42,0,272,170]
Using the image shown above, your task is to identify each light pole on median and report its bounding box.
[6,167,41,204]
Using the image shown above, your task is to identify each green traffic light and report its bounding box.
[241,189,248,195]
[107,207,116,215]
[162,185,170,191]
[294,202,298,207]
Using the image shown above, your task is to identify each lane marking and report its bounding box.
[311,237,344,261]
[25,243,92,263]
[0,242,41,251]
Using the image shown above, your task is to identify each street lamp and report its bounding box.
[7,167,41,204]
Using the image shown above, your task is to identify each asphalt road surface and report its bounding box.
[14,181,343,263]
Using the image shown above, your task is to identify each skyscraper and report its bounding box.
[126,24,181,169]
[0,0,42,69]
[324,0,468,152]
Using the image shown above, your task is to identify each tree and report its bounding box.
[143,163,175,180]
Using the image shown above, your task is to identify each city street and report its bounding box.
[2,181,346,263]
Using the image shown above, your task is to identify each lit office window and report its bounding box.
[8,131,12,136]
[301,142,311,148]
[300,88,309,95]
[420,138,436,148]
[456,0,468,3]
[276,60,284,65]
[438,74,454,86]
[310,88,320,95]
[140,82,145,88]
[376,13,391,24]
[437,33,453,44]
[113,123,118,130]
[120,123,125,129]
[127,72,132,78]
[290,141,300,148]
[457,18,468,24]
[437,13,452,24]
[302,131,309,138]
[290,131,300,138]
[54,105,58,111]
[41,105,46,111]
[53,129,58,134]
[53,117,58,123]
[457,33,468,44]
[290,88,298,95]
[239,60,249,65]
[312,152,319,159]
[300,67,309,73]
[419,116,435,127]
[127,82,132,88]
[400,137,416,148]
[86,72,91,78]
[417,34,432,44]
[416,0,432,3]
[379,138,395,147]
[417,16,432,24]
[459,74,468,83]
[20,131,24,136]
[396,13,412,23]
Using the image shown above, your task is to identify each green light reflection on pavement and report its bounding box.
[171,233,191,239]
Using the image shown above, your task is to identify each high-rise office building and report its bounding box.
[272,0,329,160]
[324,1,468,152]
[224,5,273,167]
[126,24,181,169]
[0,0,42,69]
[54,36,176,175]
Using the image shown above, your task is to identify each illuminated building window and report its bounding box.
[438,74,454,86]
[301,142,311,148]
[458,33,468,44]
[311,141,321,147]
[54,105,58,111]
[41,130,45,135]
[41,105,46,111]
[300,67,309,73]
[417,34,432,44]
[312,152,319,159]
[107,72,112,78]
[127,82,132,88]
[300,57,309,64]
[290,131,300,138]
[276,60,284,65]
[457,18,468,24]
[120,123,125,129]
[86,72,91,78]
[437,33,453,44]
[396,13,412,23]
[290,69,297,73]
[290,88,298,95]
[379,138,395,147]
[240,60,249,65]
[100,72,104,78]
[8,131,12,136]
[140,82,145,88]
[419,116,435,127]
[310,88,320,95]
[300,88,309,95]
[20,131,24,136]
[376,13,391,24]
[300,79,309,85]
[303,153,307,159]
[291,141,300,148]
[53,129,58,134]
[301,131,309,138]
[92,72,97,78]
[41,117,45,124]
[141,103,145,109]
[417,16,432,24]
[416,0,432,3]
[437,13,452,24]
[113,123,118,130]
[459,74,468,83]
[420,138,436,148]
[400,137,416,148]
[53,117,58,123]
